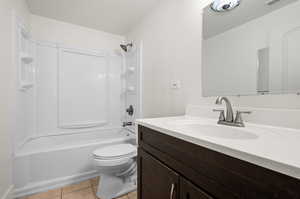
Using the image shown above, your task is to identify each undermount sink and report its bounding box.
[184,124,258,140]
[167,120,258,140]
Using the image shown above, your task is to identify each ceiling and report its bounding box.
[203,0,298,39]
[26,0,161,35]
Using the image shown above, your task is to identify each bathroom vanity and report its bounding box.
[136,117,300,199]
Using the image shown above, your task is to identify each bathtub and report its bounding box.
[13,127,134,198]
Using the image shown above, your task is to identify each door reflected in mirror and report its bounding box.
[202,0,300,96]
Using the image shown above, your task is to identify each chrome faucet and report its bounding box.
[213,97,251,127]
[215,97,234,122]
[122,122,133,127]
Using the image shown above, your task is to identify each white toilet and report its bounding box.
[93,143,137,199]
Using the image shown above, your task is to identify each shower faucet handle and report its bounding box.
[126,105,134,116]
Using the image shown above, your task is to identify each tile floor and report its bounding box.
[20,177,137,199]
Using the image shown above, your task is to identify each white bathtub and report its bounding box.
[13,128,134,198]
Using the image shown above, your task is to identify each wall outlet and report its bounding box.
[171,80,181,89]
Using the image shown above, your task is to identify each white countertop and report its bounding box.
[136,116,300,179]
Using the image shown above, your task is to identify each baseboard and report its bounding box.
[14,170,98,198]
[1,185,14,199]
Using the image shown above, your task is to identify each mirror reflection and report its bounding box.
[202,0,300,96]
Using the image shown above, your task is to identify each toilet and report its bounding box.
[93,143,137,199]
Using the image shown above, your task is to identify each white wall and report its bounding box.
[127,0,300,118]
[31,15,124,51]
[127,0,205,117]
[0,0,30,198]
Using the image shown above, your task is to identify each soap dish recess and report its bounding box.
[20,53,34,64]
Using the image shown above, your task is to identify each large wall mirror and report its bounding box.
[202,0,300,96]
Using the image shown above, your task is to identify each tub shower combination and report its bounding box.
[14,23,140,199]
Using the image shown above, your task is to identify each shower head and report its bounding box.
[211,0,241,12]
[120,43,133,52]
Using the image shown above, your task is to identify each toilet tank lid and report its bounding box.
[93,144,137,158]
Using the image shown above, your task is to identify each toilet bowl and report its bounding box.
[93,143,137,199]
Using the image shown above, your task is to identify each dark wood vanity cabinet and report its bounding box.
[138,149,179,199]
[137,125,300,199]
[180,178,214,199]
[138,149,212,199]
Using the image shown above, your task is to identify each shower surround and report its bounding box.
[13,15,141,198]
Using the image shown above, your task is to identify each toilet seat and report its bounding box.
[93,144,137,160]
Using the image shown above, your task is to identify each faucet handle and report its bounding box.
[213,109,224,112]
[213,109,225,121]
[237,111,252,114]
[235,111,252,125]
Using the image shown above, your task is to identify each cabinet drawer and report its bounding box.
[138,125,300,199]
[180,178,214,199]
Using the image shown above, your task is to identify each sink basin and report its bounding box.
[173,122,258,140]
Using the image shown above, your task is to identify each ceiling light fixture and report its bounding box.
[211,0,241,12]
[265,0,281,6]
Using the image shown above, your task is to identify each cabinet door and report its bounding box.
[138,149,179,199]
[180,178,214,199]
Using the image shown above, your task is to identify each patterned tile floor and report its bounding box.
[20,177,137,199]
